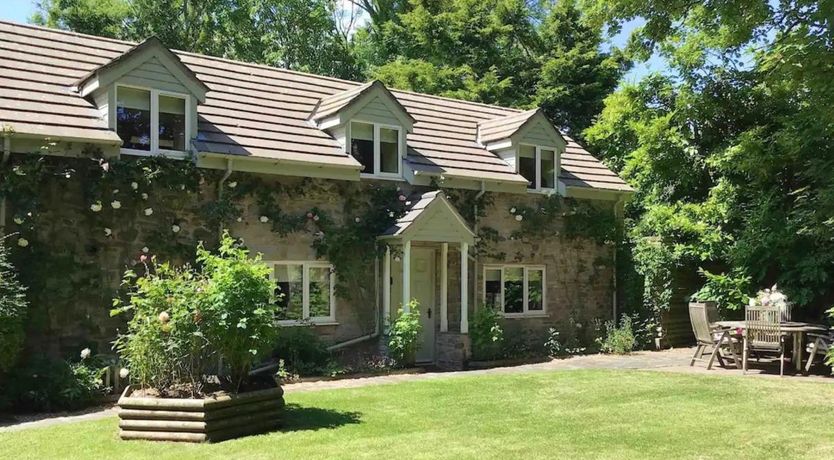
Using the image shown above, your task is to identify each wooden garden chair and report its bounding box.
[743,305,786,376]
[805,331,833,373]
[689,303,738,369]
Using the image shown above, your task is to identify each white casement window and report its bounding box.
[116,85,191,157]
[349,121,402,178]
[483,265,546,317]
[269,261,336,325]
[518,144,557,191]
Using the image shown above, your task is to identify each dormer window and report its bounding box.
[350,121,402,177]
[519,144,557,191]
[117,85,189,156]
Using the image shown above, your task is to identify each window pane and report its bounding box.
[159,95,186,151]
[309,266,332,319]
[484,268,502,310]
[116,87,151,151]
[275,264,303,321]
[528,268,544,311]
[541,149,555,189]
[518,145,536,189]
[504,267,523,313]
[380,127,399,173]
[351,122,374,173]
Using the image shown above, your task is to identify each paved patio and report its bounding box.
[2,346,830,432]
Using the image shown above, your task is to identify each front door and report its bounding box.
[411,248,436,363]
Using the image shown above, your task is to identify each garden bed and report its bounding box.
[117,385,285,443]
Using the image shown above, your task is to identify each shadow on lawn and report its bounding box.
[280,404,362,432]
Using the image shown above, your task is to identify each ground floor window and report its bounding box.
[269,261,335,324]
[483,265,546,316]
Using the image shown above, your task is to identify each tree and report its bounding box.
[31,0,130,38]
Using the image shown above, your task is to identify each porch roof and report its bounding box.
[380,191,475,245]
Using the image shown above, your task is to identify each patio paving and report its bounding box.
[2,346,830,432]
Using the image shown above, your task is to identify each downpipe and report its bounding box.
[0,137,10,235]
[327,245,381,351]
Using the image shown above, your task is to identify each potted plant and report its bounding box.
[112,232,284,442]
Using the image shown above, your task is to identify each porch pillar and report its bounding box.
[383,244,391,331]
[402,239,411,313]
[440,243,448,332]
[460,242,468,334]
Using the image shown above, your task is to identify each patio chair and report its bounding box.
[743,305,786,376]
[805,331,833,373]
[689,303,738,369]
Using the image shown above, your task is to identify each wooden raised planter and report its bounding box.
[117,385,285,443]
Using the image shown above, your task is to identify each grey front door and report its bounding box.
[411,248,436,363]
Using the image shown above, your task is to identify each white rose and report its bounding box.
[90,202,103,212]
[236,217,243,222]
[17,238,29,247]
[80,348,91,359]
[171,224,181,233]
[515,214,523,222]
[354,217,361,223]
[259,215,269,223]
[131,182,139,190]
[228,181,237,188]
[141,193,148,200]
[144,208,153,216]
[113,189,119,195]
[111,200,121,209]
[13,217,23,225]
[104,227,112,236]
[388,211,394,218]
[313,215,320,222]
[510,207,516,214]
[119,368,129,379]
[141,246,149,253]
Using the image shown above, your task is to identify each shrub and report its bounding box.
[470,306,504,360]
[387,300,421,367]
[597,315,637,354]
[544,328,563,357]
[272,325,331,376]
[5,353,106,412]
[0,235,28,373]
[197,232,277,392]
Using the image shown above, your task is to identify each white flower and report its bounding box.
[90,202,103,212]
[80,348,91,360]
[259,215,269,223]
[510,207,516,214]
[119,368,129,379]
[398,195,406,202]
[110,200,122,209]
[17,238,28,247]
[180,184,186,190]
[131,181,139,190]
[171,224,181,233]
[158,311,170,323]
[141,246,149,253]
[141,193,148,200]
[104,227,112,237]
[13,216,23,225]
[236,217,243,222]
[227,181,237,188]
[313,215,320,222]
[388,211,395,218]
[113,189,119,195]
[515,214,523,222]
[405,201,411,206]
[143,208,153,216]
[354,217,361,223]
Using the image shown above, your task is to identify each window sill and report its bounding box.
[501,312,548,319]
[526,188,557,195]
[275,320,339,327]
[359,173,405,182]
[121,148,189,160]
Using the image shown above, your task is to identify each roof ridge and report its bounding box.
[390,88,523,115]
[0,20,134,46]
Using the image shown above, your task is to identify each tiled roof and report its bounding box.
[477,108,540,144]
[0,21,631,192]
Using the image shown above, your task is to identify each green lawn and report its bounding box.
[2,370,833,459]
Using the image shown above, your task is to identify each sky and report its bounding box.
[0,0,665,81]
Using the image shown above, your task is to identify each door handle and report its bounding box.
[427,307,432,319]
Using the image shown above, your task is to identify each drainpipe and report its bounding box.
[327,246,381,351]
[612,194,625,320]
[0,137,10,235]
[217,158,233,238]
[472,181,486,310]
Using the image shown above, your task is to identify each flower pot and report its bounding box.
[117,385,285,443]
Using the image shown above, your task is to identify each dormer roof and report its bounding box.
[309,80,415,131]
[74,36,209,102]
[477,108,566,150]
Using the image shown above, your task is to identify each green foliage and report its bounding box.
[691,269,751,313]
[470,307,504,361]
[272,326,331,377]
[387,300,422,367]
[596,316,636,354]
[0,236,28,373]
[3,355,106,412]
[195,231,278,391]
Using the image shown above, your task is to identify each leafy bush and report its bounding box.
[470,306,504,360]
[114,232,278,395]
[691,268,751,312]
[272,325,331,376]
[544,328,563,357]
[197,233,276,391]
[4,354,106,412]
[0,235,28,373]
[387,300,422,367]
[597,315,636,354]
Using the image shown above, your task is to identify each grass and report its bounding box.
[2,369,834,459]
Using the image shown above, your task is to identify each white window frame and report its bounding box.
[482,264,547,317]
[349,120,403,179]
[519,143,558,192]
[116,84,191,159]
[267,260,337,326]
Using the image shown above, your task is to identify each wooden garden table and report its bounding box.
[715,321,829,372]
